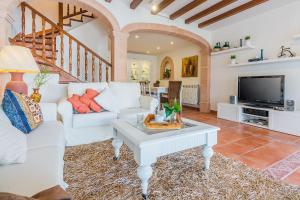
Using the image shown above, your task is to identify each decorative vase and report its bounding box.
[30,88,41,103]
[231,59,236,65]
[176,112,182,123]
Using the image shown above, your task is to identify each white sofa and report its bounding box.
[58,82,158,146]
[0,103,66,197]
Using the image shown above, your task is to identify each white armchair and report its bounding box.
[58,82,158,146]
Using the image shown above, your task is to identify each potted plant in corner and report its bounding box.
[30,69,50,103]
[230,55,237,65]
[245,35,251,46]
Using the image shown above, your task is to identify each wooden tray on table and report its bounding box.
[143,114,183,130]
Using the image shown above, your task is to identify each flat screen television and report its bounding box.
[238,75,285,107]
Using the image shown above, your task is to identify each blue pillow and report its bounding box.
[2,90,43,134]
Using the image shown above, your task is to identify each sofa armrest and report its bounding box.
[140,95,159,114]
[57,98,73,129]
[40,103,57,121]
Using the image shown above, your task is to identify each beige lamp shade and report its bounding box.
[0,45,40,73]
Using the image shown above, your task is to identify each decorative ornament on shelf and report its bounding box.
[222,41,230,50]
[245,35,251,46]
[248,49,266,62]
[230,55,237,65]
[153,80,160,87]
[30,69,50,103]
[278,46,296,58]
[163,68,171,79]
[163,98,181,123]
[213,42,221,52]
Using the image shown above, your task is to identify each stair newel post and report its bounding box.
[42,18,46,59]
[84,49,88,81]
[51,26,55,64]
[32,12,36,54]
[58,3,63,29]
[69,37,72,74]
[21,3,26,43]
[106,64,109,82]
[99,60,103,82]
[77,43,80,78]
[60,31,64,68]
[92,54,95,82]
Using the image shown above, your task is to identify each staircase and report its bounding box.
[9,2,112,84]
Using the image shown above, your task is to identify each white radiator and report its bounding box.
[182,84,200,107]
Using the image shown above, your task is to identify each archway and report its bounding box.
[0,0,122,80]
[160,56,174,80]
[121,23,211,113]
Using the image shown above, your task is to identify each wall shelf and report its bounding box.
[211,45,255,56]
[229,56,300,67]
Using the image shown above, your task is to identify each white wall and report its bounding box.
[127,53,158,83]
[157,46,201,87]
[210,1,300,111]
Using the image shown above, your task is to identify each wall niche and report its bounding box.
[160,56,174,80]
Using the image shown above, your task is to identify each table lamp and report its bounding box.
[0,46,40,95]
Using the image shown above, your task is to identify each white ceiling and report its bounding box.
[120,0,298,30]
[127,32,198,55]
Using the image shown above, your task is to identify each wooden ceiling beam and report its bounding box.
[185,0,237,24]
[130,0,143,9]
[198,0,269,28]
[170,0,207,20]
[151,0,175,15]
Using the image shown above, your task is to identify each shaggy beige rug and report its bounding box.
[64,141,300,200]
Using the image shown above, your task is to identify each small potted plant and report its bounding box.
[30,69,50,103]
[163,68,171,79]
[222,41,230,50]
[153,80,160,87]
[230,55,237,65]
[163,99,181,123]
[245,35,251,46]
[213,42,221,52]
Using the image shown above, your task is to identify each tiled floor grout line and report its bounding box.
[281,166,300,180]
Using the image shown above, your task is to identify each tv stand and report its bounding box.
[244,103,274,109]
[217,103,300,136]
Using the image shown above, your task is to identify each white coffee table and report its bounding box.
[112,118,219,199]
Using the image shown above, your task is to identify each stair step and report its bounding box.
[82,14,94,19]
[15,39,54,45]
[12,41,54,50]
[70,18,83,23]
[63,23,72,27]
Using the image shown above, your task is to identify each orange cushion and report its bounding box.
[67,94,90,114]
[90,100,102,112]
[79,94,92,106]
[86,89,100,99]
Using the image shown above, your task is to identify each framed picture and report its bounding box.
[182,55,198,77]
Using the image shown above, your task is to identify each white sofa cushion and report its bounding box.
[119,108,150,121]
[0,119,27,165]
[68,82,108,97]
[26,121,65,150]
[73,111,117,128]
[94,87,120,113]
[0,146,64,197]
[109,82,141,110]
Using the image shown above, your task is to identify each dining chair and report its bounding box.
[139,81,151,96]
[160,81,182,108]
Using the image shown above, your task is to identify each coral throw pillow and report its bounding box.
[2,90,43,134]
[86,89,100,99]
[67,94,90,114]
[79,94,92,106]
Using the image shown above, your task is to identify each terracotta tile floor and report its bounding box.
[182,107,300,186]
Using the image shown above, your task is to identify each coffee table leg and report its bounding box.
[137,165,153,199]
[203,145,214,170]
[112,138,123,160]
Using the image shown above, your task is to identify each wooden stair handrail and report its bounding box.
[21,2,111,67]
